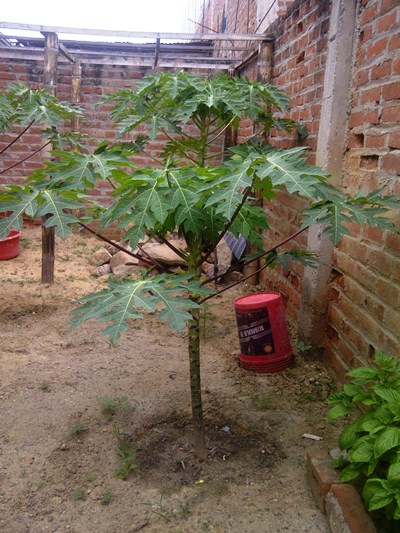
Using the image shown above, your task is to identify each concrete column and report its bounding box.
[298,0,358,348]
[71,59,82,132]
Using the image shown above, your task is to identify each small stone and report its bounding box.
[89,248,112,266]
[223,271,244,283]
[112,264,139,277]
[90,486,105,500]
[105,241,132,255]
[91,264,111,277]
[330,448,348,461]
[205,240,232,277]
[141,242,187,266]
[110,250,139,271]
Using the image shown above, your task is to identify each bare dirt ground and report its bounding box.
[0,225,343,533]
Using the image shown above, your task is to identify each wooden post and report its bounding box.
[242,41,273,285]
[41,32,59,284]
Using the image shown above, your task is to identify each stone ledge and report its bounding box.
[306,450,377,533]
[326,484,377,533]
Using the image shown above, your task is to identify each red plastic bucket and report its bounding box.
[234,292,293,373]
[0,229,21,260]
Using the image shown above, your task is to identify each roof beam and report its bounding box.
[58,42,75,63]
[1,35,252,53]
[0,21,273,42]
[0,46,236,70]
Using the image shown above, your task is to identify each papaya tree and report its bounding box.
[0,83,84,281]
[1,72,397,459]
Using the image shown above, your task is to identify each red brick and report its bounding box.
[366,38,388,60]
[346,326,370,354]
[376,277,400,308]
[347,132,365,149]
[392,56,400,73]
[388,34,399,51]
[364,134,387,149]
[381,103,400,123]
[382,81,400,100]
[384,306,400,333]
[381,0,399,11]
[357,68,370,86]
[381,334,400,357]
[385,231,400,252]
[360,24,373,44]
[333,335,357,365]
[361,86,381,104]
[361,5,378,25]
[381,152,400,174]
[324,348,349,381]
[371,60,392,80]
[340,236,369,262]
[348,109,380,128]
[389,130,400,149]
[326,484,377,533]
[363,224,385,244]
[376,10,398,33]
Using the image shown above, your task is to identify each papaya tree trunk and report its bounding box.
[188,305,208,460]
[41,32,58,284]
[41,216,55,284]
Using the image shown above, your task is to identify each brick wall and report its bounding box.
[0,57,154,203]
[0,56,228,203]
[201,0,258,33]
[326,0,400,375]
[0,59,53,182]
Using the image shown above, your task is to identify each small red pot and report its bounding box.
[0,229,21,260]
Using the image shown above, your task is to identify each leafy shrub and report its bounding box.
[327,351,400,527]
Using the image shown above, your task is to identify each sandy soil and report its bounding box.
[0,225,342,533]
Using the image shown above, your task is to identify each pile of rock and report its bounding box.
[89,234,235,281]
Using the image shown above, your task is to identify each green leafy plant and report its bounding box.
[100,490,113,505]
[112,427,138,480]
[294,341,312,355]
[73,488,87,501]
[1,72,397,460]
[85,472,96,482]
[327,352,400,527]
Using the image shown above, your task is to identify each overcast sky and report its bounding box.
[0,0,204,36]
